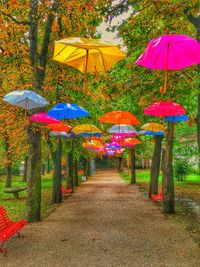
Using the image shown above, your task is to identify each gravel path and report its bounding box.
[1,170,200,267]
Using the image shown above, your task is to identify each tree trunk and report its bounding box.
[47,155,50,174]
[130,148,136,184]
[52,137,62,204]
[42,163,45,175]
[65,154,69,187]
[6,166,12,188]
[74,159,78,186]
[149,135,163,198]
[162,122,175,214]
[23,156,28,182]
[86,159,91,177]
[27,124,42,222]
[186,11,200,171]
[68,151,74,190]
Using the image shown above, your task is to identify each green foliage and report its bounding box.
[174,160,191,181]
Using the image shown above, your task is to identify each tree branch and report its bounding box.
[2,11,30,25]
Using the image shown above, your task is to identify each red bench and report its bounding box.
[0,206,27,254]
[61,185,73,194]
[151,192,163,201]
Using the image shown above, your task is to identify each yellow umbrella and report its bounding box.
[53,37,125,94]
[141,122,166,132]
[82,140,102,149]
[72,123,101,135]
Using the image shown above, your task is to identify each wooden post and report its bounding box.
[162,122,175,214]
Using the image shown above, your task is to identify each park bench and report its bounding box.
[0,206,27,254]
[61,185,73,194]
[151,192,163,202]
[4,187,27,199]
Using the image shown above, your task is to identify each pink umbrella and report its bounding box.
[135,34,200,94]
[111,133,136,142]
[30,113,60,124]
[144,102,186,116]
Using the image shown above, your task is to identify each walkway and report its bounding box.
[1,170,200,267]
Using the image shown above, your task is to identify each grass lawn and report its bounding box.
[121,169,200,203]
[0,173,83,221]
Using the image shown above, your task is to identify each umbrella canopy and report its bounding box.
[111,133,136,142]
[104,142,121,148]
[78,132,101,138]
[53,37,125,74]
[164,114,189,122]
[30,113,59,124]
[135,34,200,70]
[46,123,72,132]
[135,34,200,94]
[122,138,142,147]
[87,137,103,142]
[3,90,48,110]
[72,124,101,135]
[99,111,140,125]
[50,131,68,137]
[82,140,102,150]
[138,130,164,136]
[48,103,89,120]
[141,122,166,132]
[144,102,186,116]
[108,124,138,134]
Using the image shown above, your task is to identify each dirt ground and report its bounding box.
[1,170,200,267]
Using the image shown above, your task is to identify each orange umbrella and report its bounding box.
[99,110,140,125]
[87,137,103,142]
[122,137,142,147]
[46,123,72,132]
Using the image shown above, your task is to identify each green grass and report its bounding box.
[0,173,54,221]
[0,172,84,221]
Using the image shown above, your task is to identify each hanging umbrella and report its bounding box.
[104,142,121,149]
[144,102,186,116]
[53,37,125,94]
[82,140,102,150]
[78,132,101,138]
[122,138,142,147]
[86,137,103,142]
[72,124,101,135]
[99,111,140,125]
[50,131,68,137]
[138,130,164,136]
[3,90,48,109]
[164,114,189,122]
[141,122,166,132]
[135,34,200,94]
[46,123,72,132]
[48,103,89,120]
[108,124,138,134]
[111,133,136,142]
[30,113,59,124]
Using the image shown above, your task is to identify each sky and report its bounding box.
[97,6,132,45]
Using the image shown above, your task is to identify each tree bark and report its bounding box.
[149,135,163,197]
[6,166,12,188]
[74,159,79,186]
[23,156,28,182]
[27,123,42,222]
[68,151,74,189]
[130,148,136,184]
[47,155,50,174]
[186,10,200,170]
[162,122,175,214]
[52,137,62,204]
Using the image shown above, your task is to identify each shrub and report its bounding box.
[174,160,191,181]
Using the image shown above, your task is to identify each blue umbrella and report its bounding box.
[48,103,89,120]
[164,114,189,122]
[138,130,164,136]
[3,90,48,110]
[78,132,101,138]
[108,124,137,134]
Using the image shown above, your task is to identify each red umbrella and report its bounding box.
[144,102,186,116]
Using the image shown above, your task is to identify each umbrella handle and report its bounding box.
[159,68,168,95]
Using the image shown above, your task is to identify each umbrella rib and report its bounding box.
[96,48,107,72]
